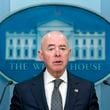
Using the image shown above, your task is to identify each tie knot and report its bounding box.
[54,79,63,88]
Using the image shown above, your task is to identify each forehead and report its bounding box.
[43,32,68,45]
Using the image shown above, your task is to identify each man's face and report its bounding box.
[39,32,71,75]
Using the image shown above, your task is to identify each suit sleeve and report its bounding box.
[10,84,23,110]
[88,83,99,110]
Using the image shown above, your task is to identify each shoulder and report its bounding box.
[68,72,94,87]
[15,73,43,90]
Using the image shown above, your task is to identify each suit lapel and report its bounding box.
[31,73,49,110]
[64,73,80,110]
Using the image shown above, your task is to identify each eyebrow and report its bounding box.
[47,44,55,48]
[59,45,67,47]
[47,44,67,48]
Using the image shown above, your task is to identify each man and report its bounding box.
[10,31,99,110]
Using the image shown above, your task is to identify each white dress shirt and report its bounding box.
[44,69,68,110]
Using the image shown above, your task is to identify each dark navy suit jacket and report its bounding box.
[10,70,99,110]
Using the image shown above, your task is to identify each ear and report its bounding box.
[69,48,71,55]
[38,50,44,60]
[68,48,72,57]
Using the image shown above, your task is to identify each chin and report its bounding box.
[53,68,64,73]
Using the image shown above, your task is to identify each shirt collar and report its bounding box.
[44,69,67,84]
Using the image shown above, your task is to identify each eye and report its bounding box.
[47,47,55,51]
[60,47,66,51]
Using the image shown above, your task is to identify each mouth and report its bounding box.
[53,61,63,65]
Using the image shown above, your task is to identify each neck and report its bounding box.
[52,72,63,78]
[47,69,65,78]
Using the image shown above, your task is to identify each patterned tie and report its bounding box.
[51,79,63,110]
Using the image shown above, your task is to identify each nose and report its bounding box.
[55,48,61,57]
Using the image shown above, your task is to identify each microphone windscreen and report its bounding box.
[8,81,13,85]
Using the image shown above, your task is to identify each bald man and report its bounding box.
[10,31,99,110]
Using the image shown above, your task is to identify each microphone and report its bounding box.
[103,80,110,86]
[0,80,13,104]
[8,80,13,85]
